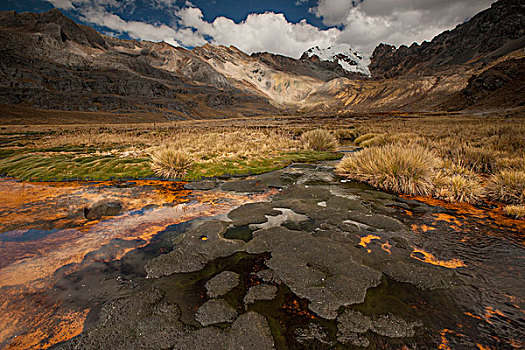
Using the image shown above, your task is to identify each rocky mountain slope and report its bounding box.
[0,0,523,123]
[369,0,525,79]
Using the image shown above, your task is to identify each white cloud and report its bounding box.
[175,7,340,58]
[311,0,494,53]
[46,0,75,10]
[79,8,180,45]
[44,0,496,58]
[80,7,211,47]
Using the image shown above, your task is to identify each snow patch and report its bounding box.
[303,43,370,76]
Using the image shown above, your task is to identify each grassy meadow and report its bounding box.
[0,121,342,182]
[0,111,523,218]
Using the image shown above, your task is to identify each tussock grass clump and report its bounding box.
[487,170,525,204]
[150,145,193,179]
[334,128,358,141]
[337,144,439,196]
[354,132,421,148]
[443,145,500,174]
[353,133,380,147]
[301,129,337,151]
[434,173,484,204]
[503,205,525,219]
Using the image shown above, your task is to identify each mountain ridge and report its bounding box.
[0,0,524,123]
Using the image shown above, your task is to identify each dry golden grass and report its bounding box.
[487,170,525,204]
[434,173,484,204]
[334,128,358,141]
[441,144,500,174]
[503,205,525,219]
[337,114,525,210]
[161,129,298,161]
[150,145,193,179]
[301,129,337,151]
[354,132,421,148]
[337,144,439,196]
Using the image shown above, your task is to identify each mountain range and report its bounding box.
[0,0,523,124]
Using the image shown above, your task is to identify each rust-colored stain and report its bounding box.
[380,241,392,254]
[438,329,452,350]
[0,179,273,350]
[358,234,381,253]
[438,328,465,350]
[401,195,525,239]
[282,298,316,319]
[464,306,507,325]
[411,248,467,269]
[476,344,492,350]
[433,213,463,226]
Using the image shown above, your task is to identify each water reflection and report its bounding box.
[0,179,270,349]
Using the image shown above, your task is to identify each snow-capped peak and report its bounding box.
[303,44,371,76]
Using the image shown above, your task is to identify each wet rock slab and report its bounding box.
[295,323,332,345]
[183,179,218,190]
[195,299,238,326]
[205,271,240,298]
[145,220,245,277]
[84,199,123,220]
[63,165,470,349]
[58,286,274,350]
[243,284,278,306]
[227,202,281,227]
[337,309,421,347]
[247,226,382,319]
[220,179,268,193]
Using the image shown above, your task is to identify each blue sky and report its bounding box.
[0,0,494,58]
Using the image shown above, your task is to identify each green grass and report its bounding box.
[186,151,341,180]
[0,154,154,181]
[0,150,342,181]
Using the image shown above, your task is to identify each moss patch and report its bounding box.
[0,150,341,182]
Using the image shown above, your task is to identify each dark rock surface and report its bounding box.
[183,180,219,190]
[295,323,332,345]
[194,299,238,326]
[337,309,421,346]
[84,199,122,220]
[243,284,278,306]
[441,57,525,110]
[247,226,382,319]
[227,202,280,227]
[220,179,268,193]
[205,271,240,298]
[58,286,274,350]
[144,220,245,277]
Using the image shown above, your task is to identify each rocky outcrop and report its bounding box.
[440,57,525,110]
[370,0,525,78]
[252,51,365,81]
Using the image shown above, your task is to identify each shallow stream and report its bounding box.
[0,168,523,349]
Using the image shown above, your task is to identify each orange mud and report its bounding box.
[0,180,191,234]
[358,234,380,253]
[357,234,392,254]
[0,179,272,349]
[401,195,525,233]
[464,306,507,326]
[438,328,465,350]
[282,299,316,320]
[411,248,467,269]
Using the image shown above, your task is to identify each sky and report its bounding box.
[0,0,495,58]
